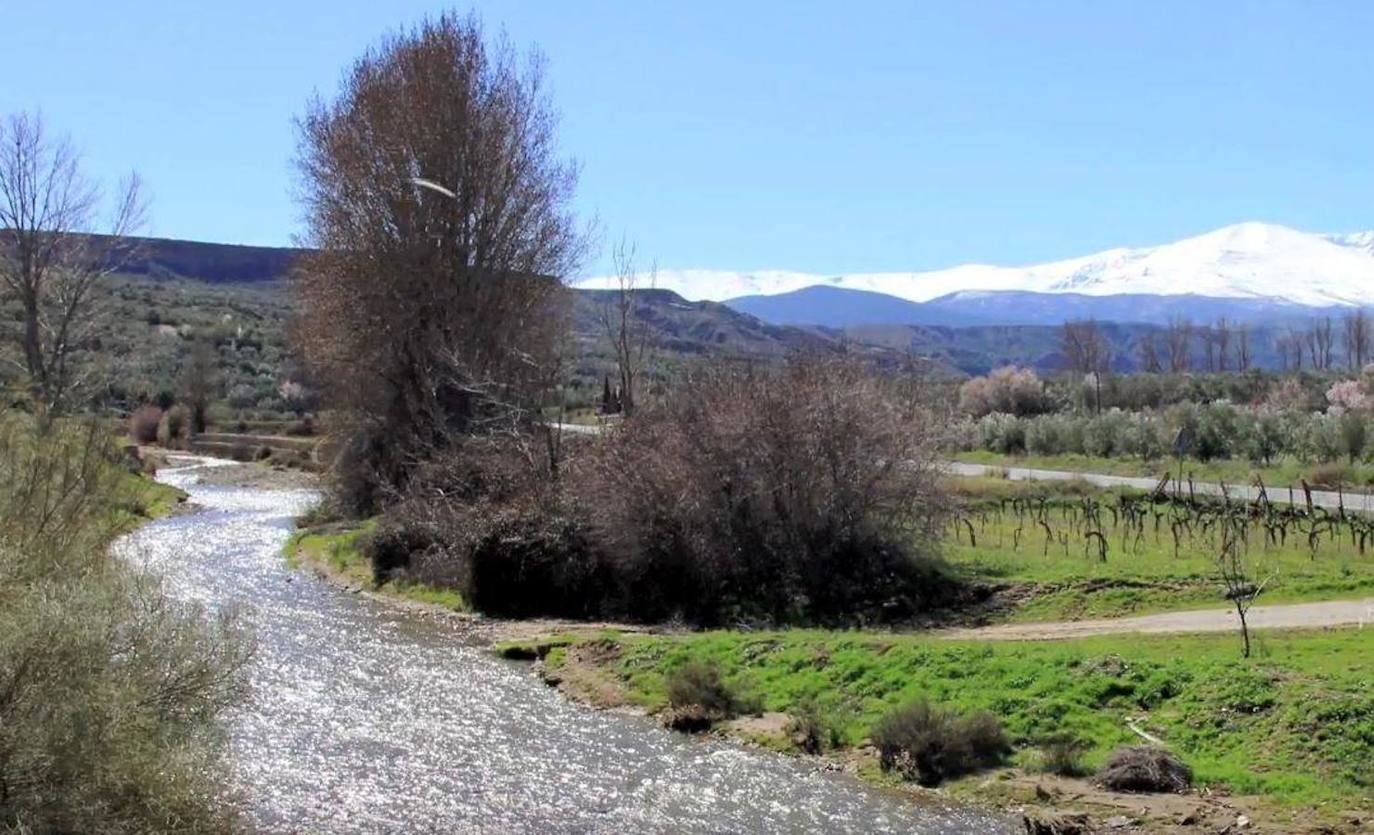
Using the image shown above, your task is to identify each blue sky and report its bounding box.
[3,1,1371,276]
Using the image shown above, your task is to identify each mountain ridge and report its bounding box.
[575,222,1374,310]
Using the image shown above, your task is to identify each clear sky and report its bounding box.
[3,0,1371,276]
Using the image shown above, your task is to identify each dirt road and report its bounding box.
[942,596,1374,640]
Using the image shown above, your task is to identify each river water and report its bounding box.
[120,461,1016,834]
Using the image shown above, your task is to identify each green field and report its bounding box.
[506,627,1374,813]
[943,476,1374,622]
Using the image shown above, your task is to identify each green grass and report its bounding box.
[953,450,1374,492]
[283,523,470,613]
[938,473,1374,622]
[110,471,187,529]
[523,627,1374,810]
[940,499,1374,622]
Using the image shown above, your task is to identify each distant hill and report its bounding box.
[63,233,1310,376]
[81,233,307,284]
[725,285,987,328]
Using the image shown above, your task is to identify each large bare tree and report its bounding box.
[598,239,655,416]
[1061,318,1111,414]
[0,112,144,413]
[294,14,587,513]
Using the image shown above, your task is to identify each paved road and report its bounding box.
[946,460,1374,513]
[942,596,1374,641]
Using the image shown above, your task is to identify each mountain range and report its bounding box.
[575,222,1374,327]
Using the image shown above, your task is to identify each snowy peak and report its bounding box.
[575,222,1374,309]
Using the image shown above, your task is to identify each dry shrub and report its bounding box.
[1306,462,1351,489]
[373,433,611,618]
[788,697,843,754]
[873,699,1010,786]
[579,354,953,626]
[1038,732,1092,777]
[128,404,162,444]
[1097,746,1192,793]
[157,404,190,449]
[664,661,740,723]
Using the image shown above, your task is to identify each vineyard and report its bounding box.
[945,479,1374,622]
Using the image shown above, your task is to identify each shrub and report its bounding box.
[958,366,1050,417]
[1097,746,1192,793]
[128,404,162,444]
[0,416,249,833]
[158,403,191,449]
[1038,732,1092,777]
[360,518,438,584]
[463,499,610,619]
[788,697,842,754]
[1306,462,1352,489]
[872,699,1010,786]
[581,355,953,626]
[664,660,740,725]
[979,412,1027,455]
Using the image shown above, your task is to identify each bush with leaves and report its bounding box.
[0,415,250,834]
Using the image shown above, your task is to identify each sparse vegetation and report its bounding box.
[0,415,249,833]
[505,627,1374,808]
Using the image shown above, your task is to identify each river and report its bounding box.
[118,460,1016,834]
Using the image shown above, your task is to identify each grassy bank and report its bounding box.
[953,450,1374,492]
[502,627,1373,819]
[113,470,187,526]
[283,523,470,612]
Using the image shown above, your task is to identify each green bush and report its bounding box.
[872,698,1010,786]
[0,416,249,833]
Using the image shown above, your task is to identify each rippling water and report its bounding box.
[118,462,1016,834]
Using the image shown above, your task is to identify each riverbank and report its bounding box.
[145,456,1012,832]
[265,461,1371,832]
[497,628,1373,834]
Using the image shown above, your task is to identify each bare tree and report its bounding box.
[1283,327,1306,371]
[177,339,218,434]
[1217,520,1272,659]
[1344,309,1371,370]
[1235,323,1252,371]
[0,111,145,413]
[598,239,655,416]
[294,13,588,514]
[1136,331,1162,373]
[1166,317,1192,372]
[1061,319,1111,414]
[1306,317,1335,370]
[1212,318,1231,372]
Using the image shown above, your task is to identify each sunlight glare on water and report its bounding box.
[118,463,1016,834]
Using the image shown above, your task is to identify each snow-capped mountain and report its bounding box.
[575,222,1374,309]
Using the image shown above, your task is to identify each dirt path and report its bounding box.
[942,596,1374,640]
